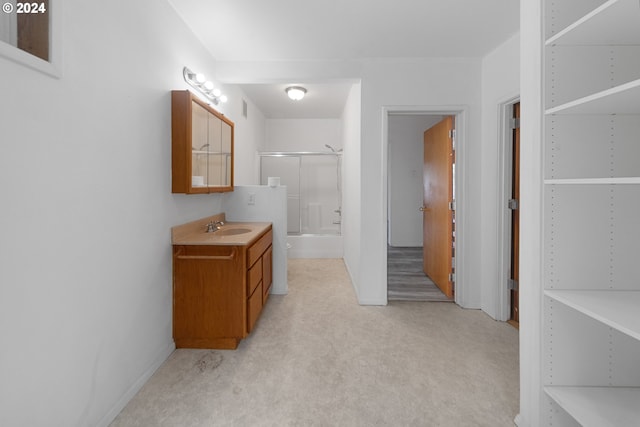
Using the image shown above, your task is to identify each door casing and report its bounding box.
[382,105,468,307]
[497,97,521,321]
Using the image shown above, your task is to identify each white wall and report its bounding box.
[479,33,521,320]
[222,186,288,294]
[230,91,267,185]
[388,115,443,247]
[360,58,483,306]
[519,1,544,424]
[341,83,362,294]
[265,119,342,152]
[0,1,264,425]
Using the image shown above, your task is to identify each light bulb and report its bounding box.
[220,95,228,103]
[203,81,214,91]
[212,88,222,97]
[195,73,206,84]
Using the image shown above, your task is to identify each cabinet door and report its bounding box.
[221,120,233,185]
[206,111,222,186]
[204,101,233,189]
[173,245,244,344]
[262,245,273,301]
[247,257,262,296]
[247,284,262,334]
[191,102,209,188]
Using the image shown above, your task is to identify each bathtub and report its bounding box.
[286,234,343,258]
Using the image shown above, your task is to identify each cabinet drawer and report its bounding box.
[247,283,263,333]
[248,228,272,267]
[173,244,237,259]
[247,257,262,296]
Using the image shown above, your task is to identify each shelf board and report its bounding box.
[545,386,640,427]
[546,0,640,46]
[545,177,640,185]
[545,79,640,115]
[545,290,640,341]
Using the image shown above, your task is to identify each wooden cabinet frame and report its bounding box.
[172,227,273,349]
[171,90,234,194]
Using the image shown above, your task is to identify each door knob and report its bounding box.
[419,206,430,212]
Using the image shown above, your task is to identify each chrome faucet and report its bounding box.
[206,220,225,233]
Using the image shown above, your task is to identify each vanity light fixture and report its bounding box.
[183,66,228,105]
[286,86,307,101]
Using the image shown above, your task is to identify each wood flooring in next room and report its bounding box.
[387,246,452,302]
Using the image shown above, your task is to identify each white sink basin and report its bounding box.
[215,227,252,236]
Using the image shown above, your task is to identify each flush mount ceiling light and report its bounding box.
[183,66,228,105]
[285,86,307,101]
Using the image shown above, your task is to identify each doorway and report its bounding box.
[498,99,520,324]
[385,108,465,303]
[509,103,520,326]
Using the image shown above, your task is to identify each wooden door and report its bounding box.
[422,117,454,298]
[510,103,520,324]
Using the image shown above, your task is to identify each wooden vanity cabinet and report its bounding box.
[172,227,273,349]
[171,90,234,194]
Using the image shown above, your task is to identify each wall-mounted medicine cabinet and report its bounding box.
[171,90,234,194]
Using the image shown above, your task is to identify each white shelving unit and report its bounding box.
[542,0,640,425]
[544,387,640,427]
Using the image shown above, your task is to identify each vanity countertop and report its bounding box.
[171,214,272,246]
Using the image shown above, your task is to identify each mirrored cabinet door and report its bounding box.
[190,101,209,188]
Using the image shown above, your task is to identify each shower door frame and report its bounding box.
[259,151,343,236]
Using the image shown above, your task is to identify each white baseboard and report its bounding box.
[97,341,175,427]
[513,413,524,426]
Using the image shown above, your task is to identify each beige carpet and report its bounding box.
[111,259,519,427]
